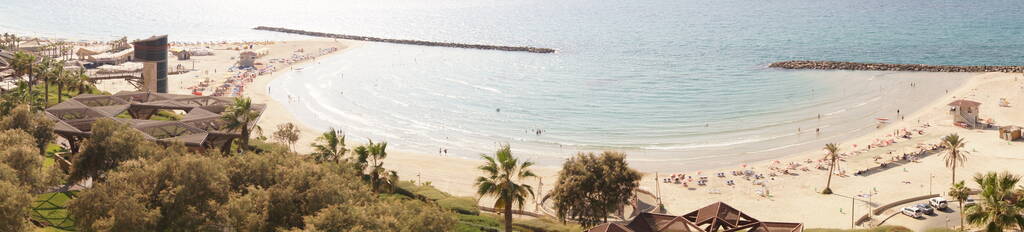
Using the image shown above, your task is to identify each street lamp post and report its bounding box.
[929,174,935,195]
[850,197,855,229]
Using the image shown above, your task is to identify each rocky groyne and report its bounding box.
[769,60,1023,73]
[254,26,556,54]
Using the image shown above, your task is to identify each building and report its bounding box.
[238,48,268,68]
[587,202,803,232]
[133,35,169,93]
[83,48,134,65]
[948,100,981,128]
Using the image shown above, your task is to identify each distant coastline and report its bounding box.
[254,26,556,54]
[770,60,1024,72]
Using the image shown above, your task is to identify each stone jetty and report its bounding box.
[254,26,556,54]
[769,60,1023,73]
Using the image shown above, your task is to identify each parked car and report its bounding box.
[930,197,949,209]
[915,203,934,215]
[964,199,977,207]
[901,206,923,218]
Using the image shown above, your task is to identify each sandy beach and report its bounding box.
[92,38,1024,229]
[243,44,1024,228]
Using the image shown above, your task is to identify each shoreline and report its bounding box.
[88,37,1024,229]
[249,44,1022,229]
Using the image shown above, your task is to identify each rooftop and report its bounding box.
[587,202,803,232]
[45,91,264,148]
[948,99,981,108]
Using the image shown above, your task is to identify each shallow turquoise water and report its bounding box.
[3,0,1019,169]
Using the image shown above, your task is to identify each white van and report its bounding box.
[901,206,923,218]
[929,197,949,210]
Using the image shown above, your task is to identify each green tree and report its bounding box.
[273,122,301,152]
[0,104,56,156]
[311,128,347,163]
[474,145,536,232]
[822,143,840,194]
[0,180,32,232]
[0,132,47,191]
[549,151,641,227]
[221,150,445,231]
[69,118,160,183]
[964,172,1024,231]
[942,134,968,186]
[0,130,60,230]
[221,97,261,152]
[45,59,67,105]
[354,140,397,192]
[300,198,456,232]
[69,152,229,231]
[9,52,36,105]
[949,180,971,231]
[38,58,65,106]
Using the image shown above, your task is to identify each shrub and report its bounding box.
[516,217,582,232]
[439,196,480,215]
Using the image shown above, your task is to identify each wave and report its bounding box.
[442,77,503,94]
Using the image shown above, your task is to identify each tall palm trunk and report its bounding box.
[57,81,63,103]
[240,127,251,152]
[44,73,49,106]
[26,69,33,103]
[504,191,513,232]
[958,200,964,231]
[826,162,835,190]
[951,160,956,186]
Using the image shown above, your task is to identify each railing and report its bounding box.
[854,194,939,227]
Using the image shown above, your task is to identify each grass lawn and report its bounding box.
[31,192,77,231]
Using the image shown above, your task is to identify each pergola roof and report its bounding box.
[587,202,803,232]
[948,99,981,108]
[45,91,264,148]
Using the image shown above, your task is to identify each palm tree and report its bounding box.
[354,140,389,192]
[311,128,347,163]
[964,172,1024,232]
[9,52,37,105]
[475,145,536,232]
[949,180,971,231]
[55,68,71,103]
[822,143,840,194]
[43,59,65,106]
[942,134,969,186]
[31,58,52,107]
[71,68,90,94]
[220,97,261,152]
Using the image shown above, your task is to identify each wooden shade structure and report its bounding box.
[587,202,803,232]
[45,91,264,152]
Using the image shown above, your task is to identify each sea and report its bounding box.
[3,0,1022,170]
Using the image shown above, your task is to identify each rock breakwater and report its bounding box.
[769,60,1023,73]
[254,26,556,54]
